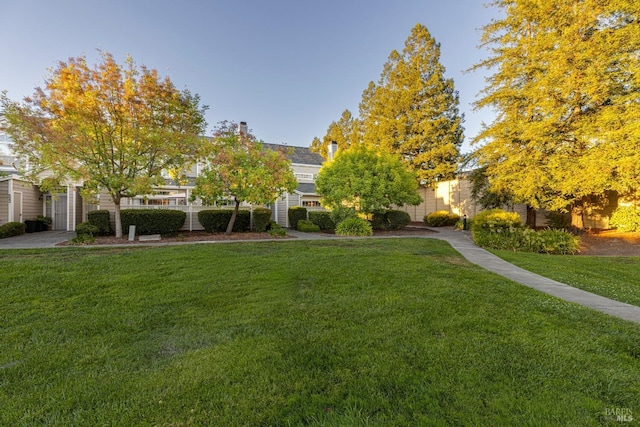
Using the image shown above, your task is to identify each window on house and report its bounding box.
[302,200,322,207]
[295,173,314,181]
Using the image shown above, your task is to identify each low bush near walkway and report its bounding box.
[425,210,460,227]
[0,222,26,238]
[471,209,579,254]
[336,216,373,236]
[297,219,321,233]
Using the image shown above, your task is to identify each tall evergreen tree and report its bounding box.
[310,109,359,159]
[361,23,464,186]
[472,0,640,224]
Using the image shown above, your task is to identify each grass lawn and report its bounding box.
[1,239,639,425]
[494,250,640,307]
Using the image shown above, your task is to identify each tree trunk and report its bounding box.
[114,197,123,239]
[225,199,240,235]
[526,205,536,229]
[571,203,585,230]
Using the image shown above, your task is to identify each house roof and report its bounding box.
[295,182,317,195]
[262,143,324,166]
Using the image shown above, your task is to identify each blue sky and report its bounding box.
[0,0,499,153]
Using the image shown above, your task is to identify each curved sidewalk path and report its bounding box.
[426,228,640,324]
[2,228,639,324]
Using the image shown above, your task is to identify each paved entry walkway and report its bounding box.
[428,228,640,325]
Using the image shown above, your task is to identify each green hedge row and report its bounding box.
[0,222,26,238]
[87,210,112,235]
[198,210,251,233]
[253,208,272,232]
[121,209,186,235]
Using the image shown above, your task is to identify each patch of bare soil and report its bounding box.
[577,230,640,256]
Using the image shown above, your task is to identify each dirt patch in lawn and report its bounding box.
[577,230,640,256]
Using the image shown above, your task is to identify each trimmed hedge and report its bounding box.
[386,210,411,230]
[297,219,321,233]
[121,209,186,235]
[308,211,335,231]
[0,222,26,238]
[288,206,307,229]
[425,210,460,227]
[198,209,250,233]
[253,208,272,232]
[336,217,373,237]
[76,222,99,238]
[87,210,112,235]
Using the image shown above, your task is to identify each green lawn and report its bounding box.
[494,250,640,307]
[1,239,639,425]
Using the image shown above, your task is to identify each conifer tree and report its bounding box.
[310,109,359,159]
[361,23,464,186]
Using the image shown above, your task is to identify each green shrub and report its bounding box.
[288,206,307,229]
[297,219,321,233]
[121,209,186,235]
[308,211,335,231]
[75,222,99,238]
[36,216,52,231]
[545,210,572,230]
[531,229,581,255]
[253,208,272,232]
[471,209,523,233]
[198,209,250,233]
[386,210,411,230]
[0,222,26,238]
[268,221,287,237]
[329,205,356,225]
[425,210,460,227]
[87,210,112,235]
[610,205,640,232]
[336,217,373,237]
[472,227,580,255]
[370,211,388,230]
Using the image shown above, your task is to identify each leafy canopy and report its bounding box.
[1,51,207,237]
[471,0,640,211]
[315,145,422,215]
[190,121,297,234]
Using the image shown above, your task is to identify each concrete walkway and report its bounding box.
[428,228,640,324]
[1,227,639,324]
[0,230,75,249]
